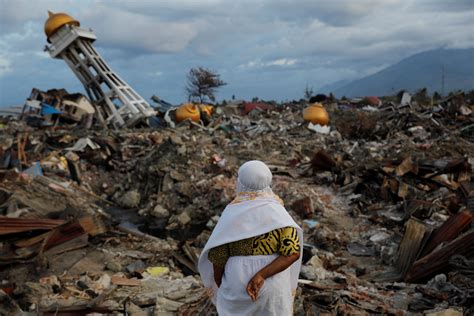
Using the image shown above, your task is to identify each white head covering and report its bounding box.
[198,160,303,303]
[236,160,273,193]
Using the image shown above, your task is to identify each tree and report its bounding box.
[304,85,314,100]
[413,87,430,105]
[185,67,226,103]
[328,92,336,102]
[432,91,442,100]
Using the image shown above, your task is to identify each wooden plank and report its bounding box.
[39,285,117,313]
[78,216,107,236]
[41,220,86,253]
[172,252,198,274]
[111,276,141,286]
[44,234,89,256]
[6,217,105,264]
[405,230,474,282]
[40,216,105,253]
[395,218,431,279]
[0,217,64,235]
[421,210,473,256]
[15,231,51,248]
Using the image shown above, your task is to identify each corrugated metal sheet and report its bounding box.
[0,217,65,235]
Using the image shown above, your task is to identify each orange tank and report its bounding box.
[199,104,214,117]
[303,103,329,125]
[175,103,201,122]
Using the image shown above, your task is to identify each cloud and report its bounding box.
[417,0,474,12]
[0,54,12,77]
[262,0,403,26]
[0,1,203,56]
[268,58,297,66]
[0,0,473,106]
[81,6,201,54]
[0,0,82,33]
[240,58,298,69]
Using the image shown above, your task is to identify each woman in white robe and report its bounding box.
[198,160,303,315]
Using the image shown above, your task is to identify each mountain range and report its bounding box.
[321,48,474,97]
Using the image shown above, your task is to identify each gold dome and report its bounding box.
[303,102,329,125]
[44,11,80,39]
[175,103,201,122]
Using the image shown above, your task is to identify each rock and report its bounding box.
[166,220,179,230]
[369,232,391,243]
[175,182,193,198]
[176,211,191,226]
[0,136,13,151]
[425,308,463,316]
[162,173,174,192]
[380,243,398,265]
[106,260,123,272]
[90,274,111,292]
[347,242,375,257]
[39,275,60,287]
[300,254,339,280]
[408,125,430,140]
[195,230,211,248]
[64,151,80,162]
[127,302,148,316]
[126,260,146,274]
[118,190,141,208]
[206,215,220,229]
[151,204,170,218]
[307,255,325,269]
[300,264,331,281]
[169,134,184,146]
[177,145,187,155]
[428,273,447,285]
[169,169,186,182]
[155,296,184,313]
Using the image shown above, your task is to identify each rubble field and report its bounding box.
[0,93,473,315]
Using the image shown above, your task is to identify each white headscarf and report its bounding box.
[236,160,274,193]
[198,160,303,302]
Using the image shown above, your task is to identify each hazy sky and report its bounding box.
[0,0,473,106]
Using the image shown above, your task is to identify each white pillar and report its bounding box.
[46,24,155,128]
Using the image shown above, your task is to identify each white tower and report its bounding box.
[44,11,156,128]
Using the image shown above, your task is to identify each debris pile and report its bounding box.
[21,88,95,128]
[0,91,473,315]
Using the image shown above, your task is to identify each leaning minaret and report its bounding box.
[44,11,155,128]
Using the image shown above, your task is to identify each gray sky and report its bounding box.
[0,0,473,106]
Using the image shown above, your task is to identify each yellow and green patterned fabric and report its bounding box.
[208,226,300,268]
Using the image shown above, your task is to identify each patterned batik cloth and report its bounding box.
[208,226,301,268]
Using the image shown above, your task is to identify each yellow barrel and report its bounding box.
[303,102,329,125]
[175,103,201,122]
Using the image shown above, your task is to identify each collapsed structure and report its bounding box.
[0,91,472,314]
[0,5,472,315]
[21,88,95,127]
[44,11,156,128]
